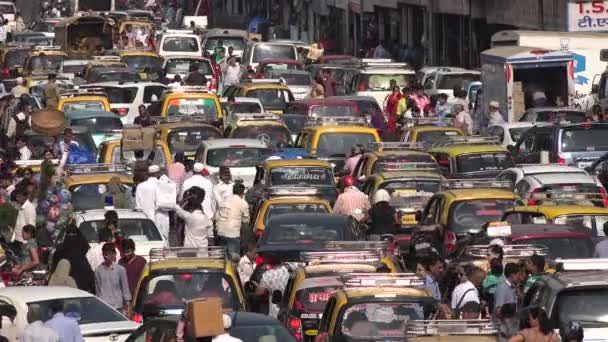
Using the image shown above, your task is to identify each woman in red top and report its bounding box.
[385,86,402,135]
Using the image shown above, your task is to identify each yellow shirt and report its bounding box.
[396,97,407,116]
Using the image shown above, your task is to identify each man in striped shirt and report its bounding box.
[333,176,370,222]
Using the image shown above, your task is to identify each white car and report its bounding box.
[0,286,140,341]
[82,82,167,124]
[514,172,607,206]
[158,32,202,58]
[497,164,590,187]
[162,56,217,92]
[421,67,480,100]
[220,97,264,125]
[486,122,534,147]
[0,1,16,31]
[349,61,416,107]
[195,138,269,187]
[73,209,167,260]
[241,42,298,70]
[202,30,248,57]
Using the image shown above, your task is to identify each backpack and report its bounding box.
[67,144,96,165]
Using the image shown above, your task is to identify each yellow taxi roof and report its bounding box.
[64,174,132,187]
[508,205,608,218]
[149,258,226,271]
[304,264,377,275]
[412,126,463,133]
[165,92,218,100]
[429,144,507,156]
[31,50,67,57]
[443,188,518,201]
[304,126,380,134]
[60,95,108,101]
[265,159,332,169]
[343,287,431,299]
[242,83,290,91]
[262,197,331,205]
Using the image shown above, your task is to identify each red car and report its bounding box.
[284,98,363,118]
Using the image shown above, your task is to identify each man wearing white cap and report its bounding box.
[212,314,242,342]
[182,163,215,218]
[135,165,161,225]
[488,101,505,126]
[11,78,28,98]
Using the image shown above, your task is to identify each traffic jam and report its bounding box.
[0,1,605,342]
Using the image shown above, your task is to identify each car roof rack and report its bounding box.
[32,45,62,52]
[555,258,608,271]
[375,161,439,173]
[464,244,548,258]
[406,320,498,336]
[149,247,225,261]
[59,87,108,98]
[342,273,424,288]
[232,113,281,122]
[166,85,209,94]
[404,117,454,126]
[321,240,393,252]
[432,135,501,147]
[303,116,368,127]
[301,250,383,264]
[14,159,60,168]
[367,142,425,152]
[529,190,604,204]
[445,179,512,189]
[267,187,323,197]
[92,55,122,62]
[66,163,129,175]
[243,78,285,85]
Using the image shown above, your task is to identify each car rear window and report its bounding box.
[513,237,593,259]
[100,87,138,104]
[536,111,585,123]
[70,183,133,211]
[372,155,435,173]
[380,180,440,194]
[310,105,360,118]
[295,286,339,313]
[70,117,123,132]
[166,98,219,120]
[222,102,262,114]
[62,101,106,114]
[449,199,515,234]
[455,152,512,174]
[253,45,296,63]
[561,126,608,152]
[274,72,311,86]
[247,89,292,110]
[317,133,377,158]
[232,125,291,146]
[265,203,329,225]
[0,4,15,13]
[63,64,86,74]
[78,218,161,243]
[29,297,125,325]
[165,58,213,75]
[359,73,415,91]
[436,73,480,90]
[4,49,29,68]
[415,130,462,147]
[204,37,246,51]
[167,127,222,154]
[162,37,199,52]
[341,302,424,339]
[269,167,334,186]
[534,183,605,207]
[264,221,343,243]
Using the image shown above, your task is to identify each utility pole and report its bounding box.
[359,0,364,57]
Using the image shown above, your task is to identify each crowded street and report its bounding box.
[0,0,605,341]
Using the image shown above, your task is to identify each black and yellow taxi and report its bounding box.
[428,136,513,179]
[353,142,437,180]
[251,159,339,206]
[401,122,463,148]
[21,46,67,85]
[416,179,520,256]
[157,118,223,161]
[57,88,112,114]
[131,247,246,323]
[98,138,173,167]
[119,50,163,78]
[0,44,31,80]
[251,197,332,238]
[295,117,380,173]
[83,55,128,80]
[502,205,608,237]
[63,164,134,211]
[224,113,292,147]
[223,79,294,114]
[315,273,435,342]
[160,86,223,125]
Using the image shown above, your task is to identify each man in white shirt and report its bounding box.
[451,267,485,315]
[16,136,31,161]
[13,189,35,243]
[222,57,242,88]
[454,104,473,136]
[19,304,59,342]
[182,163,215,218]
[237,239,257,283]
[215,183,249,261]
[213,166,235,208]
[136,165,161,222]
[212,314,243,342]
[488,101,505,126]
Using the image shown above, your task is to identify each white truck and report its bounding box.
[476,46,574,129]
[491,30,608,110]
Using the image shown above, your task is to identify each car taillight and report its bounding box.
[2,66,9,78]
[444,231,457,252]
[255,255,264,267]
[558,157,566,165]
[112,108,129,116]
[132,313,143,323]
[209,77,217,92]
[528,188,541,206]
[358,82,366,92]
[289,317,302,340]
[599,187,608,207]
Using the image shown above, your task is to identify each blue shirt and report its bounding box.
[435,102,453,117]
[45,312,83,342]
[424,275,441,301]
[594,239,608,258]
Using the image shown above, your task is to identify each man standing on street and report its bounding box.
[215,183,249,261]
[118,239,147,296]
[13,189,35,243]
[182,162,215,218]
[488,101,505,126]
[223,57,241,88]
[95,243,131,315]
[494,263,525,317]
[213,166,235,208]
[43,74,61,109]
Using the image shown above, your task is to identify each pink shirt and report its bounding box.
[333,187,370,222]
[344,155,362,176]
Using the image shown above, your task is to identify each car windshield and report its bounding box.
[455,152,512,174]
[436,73,480,90]
[122,55,163,71]
[295,286,339,313]
[264,203,329,225]
[223,102,262,113]
[262,63,303,73]
[265,219,344,243]
[449,199,515,234]
[280,115,308,135]
[70,183,133,211]
[536,111,585,123]
[99,87,138,104]
[28,55,63,73]
[341,302,424,339]
[247,89,292,110]
[561,126,608,152]
[166,98,219,121]
[557,289,608,328]
[29,297,126,325]
[95,71,141,83]
[230,324,297,342]
[554,215,608,237]
[5,50,29,68]
[415,130,462,147]
[70,117,123,133]
[78,218,162,243]
[513,237,593,259]
[162,37,199,52]
[167,128,222,155]
[231,126,291,146]
[204,37,246,51]
[274,72,311,86]
[270,167,334,186]
[361,73,415,91]
[353,100,382,116]
[253,45,296,63]
[206,147,269,167]
[62,101,106,115]
[509,127,530,143]
[372,155,436,173]
[165,58,213,75]
[310,105,360,117]
[138,272,238,311]
[317,133,377,158]
[0,4,15,13]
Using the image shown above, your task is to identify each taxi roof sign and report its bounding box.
[464,244,548,258]
[343,273,424,288]
[486,222,512,238]
[232,113,281,122]
[406,320,498,336]
[555,258,608,271]
[149,247,225,261]
[432,135,500,147]
[301,250,383,264]
[446,179,512,190]
[245,78,285,85]
[367,142,425,151]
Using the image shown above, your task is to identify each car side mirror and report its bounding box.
[592,84,600,94]
[271,290,282,304]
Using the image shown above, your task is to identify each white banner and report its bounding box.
[568,1,608,31]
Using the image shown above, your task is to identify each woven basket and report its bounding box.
[31,109,66,136]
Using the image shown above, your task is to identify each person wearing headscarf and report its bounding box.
[99,176,129,209]
[367,189,400,236]
[48,259,77,288]
[51,224,95,293]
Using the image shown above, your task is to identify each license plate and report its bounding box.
[578,161,592,168]
[401,214,417,225]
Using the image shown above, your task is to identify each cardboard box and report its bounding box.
[187,297,224,338]
[121,126,156,151]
